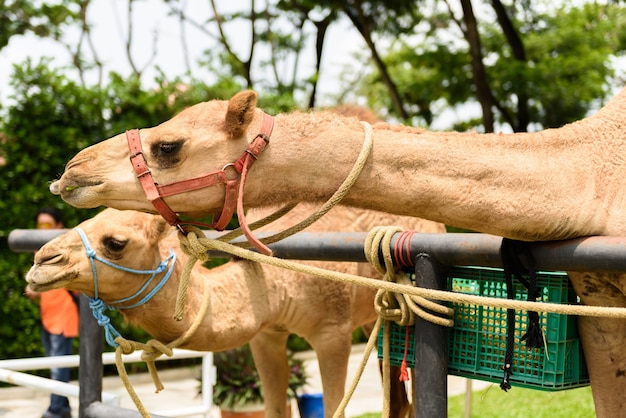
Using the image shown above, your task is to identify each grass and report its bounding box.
[353,384,594,418]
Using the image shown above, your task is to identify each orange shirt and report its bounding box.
[39,289,79,337]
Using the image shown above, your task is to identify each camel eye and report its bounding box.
[103,236,127,253]
[151,140,184,168]
[159,142,180,154]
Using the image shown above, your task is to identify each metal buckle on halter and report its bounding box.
[135,169,151,178]
[129,149,144,158]
[222,163,240,181]
[245,133,270,159]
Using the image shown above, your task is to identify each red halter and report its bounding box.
[126,113,275,241]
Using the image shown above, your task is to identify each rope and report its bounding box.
[178,227,626,319]
[112,268,212,418]
[172,227,626,418]
[365,226,455,328]
[331,317,383,418]
[172,121,374,319]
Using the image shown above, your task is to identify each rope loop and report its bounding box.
[365,226,455,328]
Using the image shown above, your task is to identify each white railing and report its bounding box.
[0,349,214,417]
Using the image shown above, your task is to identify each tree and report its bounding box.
[357,1,626,131]
[0,0,78,51]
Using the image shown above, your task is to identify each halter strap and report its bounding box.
[126,112,274,232]
[75,227,177,347]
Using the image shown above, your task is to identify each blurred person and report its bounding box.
[24,207,79,418]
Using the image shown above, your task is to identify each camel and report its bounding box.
[48,88,626,416]
[26,207,444,418]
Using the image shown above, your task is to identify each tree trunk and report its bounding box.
[309,14,334,109]
[460,0,496,132]
[343,6,409,120]
[491,0,529,132]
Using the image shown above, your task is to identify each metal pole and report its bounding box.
[413,253,448,418]
[79,293,103,418]
[11,229,626,273]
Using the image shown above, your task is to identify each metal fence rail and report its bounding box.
[11,229,626,272]
[0,338,213,418]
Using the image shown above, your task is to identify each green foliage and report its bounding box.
[358,1,626,130]
[212,344,308,408]
[0,0,79,50]
[0,58,104,359]
[352,384,594,418]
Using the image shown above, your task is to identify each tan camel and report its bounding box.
[49,89,626,416]
[26,207,444,418]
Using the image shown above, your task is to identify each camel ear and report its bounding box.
[225,90,258,138]
[150,214,172,243]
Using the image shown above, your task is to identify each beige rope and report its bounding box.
[331,317,383,418]
[365,226,455,328]
[178,229,626,318]
[113,269,212,418]
[173,226,626,418]
[172,121,374,319]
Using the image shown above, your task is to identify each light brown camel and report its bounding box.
[49,89,626,416]
[26,207,444,418]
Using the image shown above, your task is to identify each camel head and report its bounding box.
[26,208,175,302]
[50,91,264,218]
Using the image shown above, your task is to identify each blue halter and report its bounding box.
[75,227,177,347]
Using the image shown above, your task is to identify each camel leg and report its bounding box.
[307,328,353,418]
[361,322,413,418]
[568,272,626,418]
[249,329,291,418]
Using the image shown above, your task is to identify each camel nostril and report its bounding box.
[38,253,64,266]
[65,156,90,171]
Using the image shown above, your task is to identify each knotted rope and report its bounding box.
[177,228,626,318]
[365,226,455,328]
[112,272,212,418]
[363,226,453,418]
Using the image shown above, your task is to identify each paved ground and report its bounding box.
[0,344,489,418]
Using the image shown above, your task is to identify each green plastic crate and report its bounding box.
[377,266,589,391]
[448,266,589,391]
[377,321,416,368]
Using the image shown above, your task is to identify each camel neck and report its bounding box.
[249,110,617,241]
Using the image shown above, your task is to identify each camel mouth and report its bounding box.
[60,180,103,195]
[52,176,105,206]
[49,179,98,196]
[25,269,73,292]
